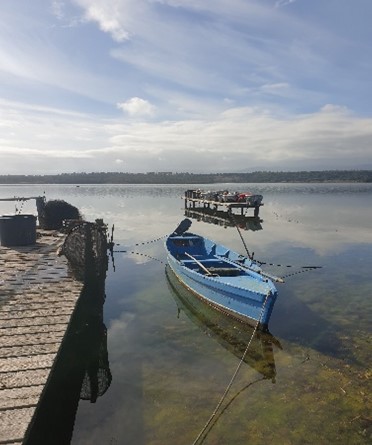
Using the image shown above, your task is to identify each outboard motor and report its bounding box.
[172,218,192,236]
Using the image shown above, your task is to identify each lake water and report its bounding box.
[1,183,371,444]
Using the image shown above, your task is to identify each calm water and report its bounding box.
[1,183,371,444]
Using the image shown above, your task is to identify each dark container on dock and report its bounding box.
[0,214,37,247]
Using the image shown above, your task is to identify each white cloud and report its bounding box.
[51,1,65,20]
[114,105,370,164]
[1,99,371,174]
[73,0,140,41]
[117,97,156,117]
[275,0,297,8]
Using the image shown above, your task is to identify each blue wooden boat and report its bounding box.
[165,219,283,330]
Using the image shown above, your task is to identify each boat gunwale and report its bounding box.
[174,257,274,297]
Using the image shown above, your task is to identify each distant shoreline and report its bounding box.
[0,170,371,184]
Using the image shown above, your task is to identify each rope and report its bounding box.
[229,213,253,260]
[114,250,165,264]
[111,235,167,266]
[114,235,166,249]
[191,294,269,445]
[256,259,322,269]
[196,377,266,443]
[280,267,320,279]
[15,198,25,214]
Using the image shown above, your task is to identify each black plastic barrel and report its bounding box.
[0,214,37,247]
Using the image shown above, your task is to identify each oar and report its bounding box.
[184,252,213,276]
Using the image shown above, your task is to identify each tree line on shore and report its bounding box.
[0,170,371,184]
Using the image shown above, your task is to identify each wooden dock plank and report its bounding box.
[0,354,56,374]
[0,315,71,329]
[0,369,50,390]
[0,307,76,319]
[0,294,79,306]
[0,230,84,444]
[0,324,67,337]
[0,386,42,410]
[0,343,61,359]
[0,332,64,348]
[0,407,35,444]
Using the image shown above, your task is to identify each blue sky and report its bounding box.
[1,0,372,174]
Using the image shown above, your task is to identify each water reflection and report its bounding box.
[185,207,263,231]
[165,266,281,381]
[3,184,369,444]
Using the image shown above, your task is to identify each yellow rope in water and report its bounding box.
[191,294,270,445]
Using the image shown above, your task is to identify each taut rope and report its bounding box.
[229,213,253,260]
[113,250,165,264]
[114,235,166,249]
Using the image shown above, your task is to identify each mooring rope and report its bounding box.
[255,259,322,269]
[113,250,165,264]
[229,213,253,260]
[280,267,321,279]
[191,294,269,445]
[16,201,25,214]
[114,235,166,249]
[196,377,266,443]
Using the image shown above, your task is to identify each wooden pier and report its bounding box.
[0,230,84,444]
[183,190,263,217]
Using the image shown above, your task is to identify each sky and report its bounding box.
[1,0,372,175]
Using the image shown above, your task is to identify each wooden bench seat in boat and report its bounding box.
[205,267,241,276]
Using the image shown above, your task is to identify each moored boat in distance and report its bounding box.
[165,219,283,331]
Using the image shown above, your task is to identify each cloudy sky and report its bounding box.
[1,0,372,174]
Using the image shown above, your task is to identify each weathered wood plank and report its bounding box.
[0,386,42,410]
[0,332,64,348]
[0,304,76,314]
[0,315,71,329]
[0,343,60,359]
[0,324,67,337]
[0,294,79,306]
[0,407,35,444]
[0,307,76,320]
[0,369,50,390]
[0,354,56,374]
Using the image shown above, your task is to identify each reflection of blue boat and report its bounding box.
[165,220,282,330]
[166,266,280,380]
